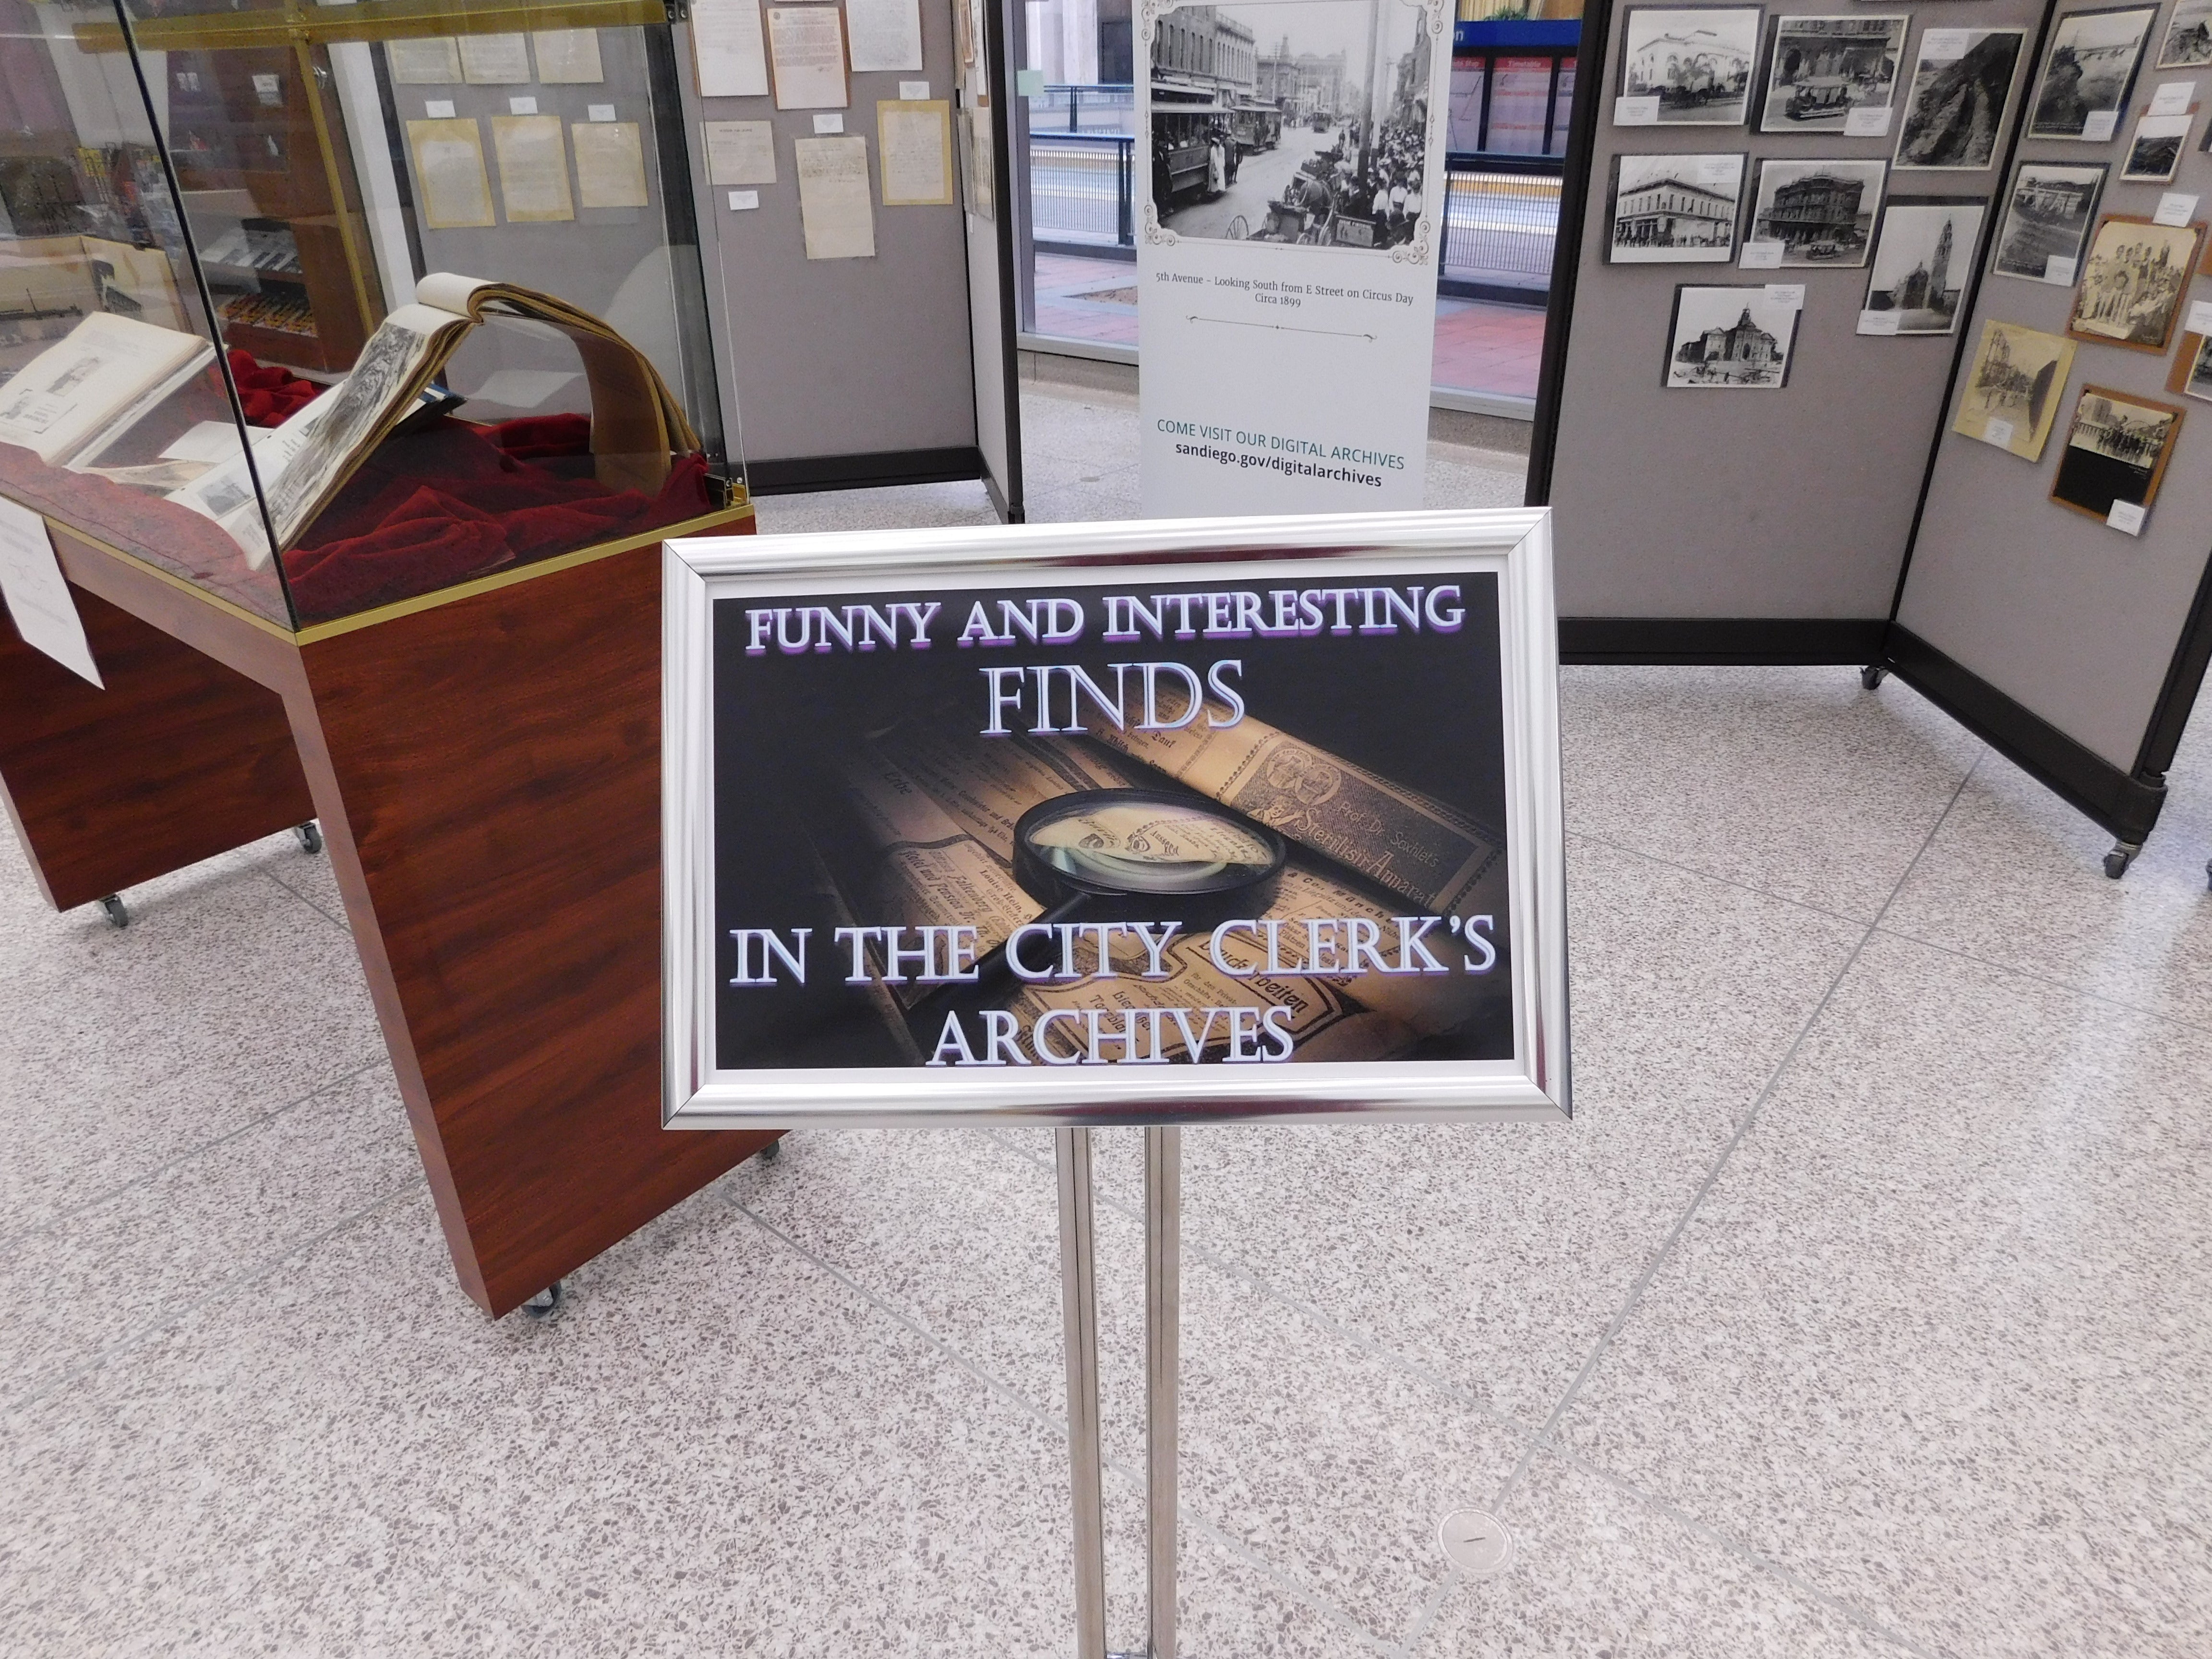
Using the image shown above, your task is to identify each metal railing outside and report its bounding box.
[1030,131,1136,249]
[1438,156,1561,296]
[1029,82,1137,135]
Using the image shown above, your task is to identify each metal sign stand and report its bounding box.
[1055,1126,1181,1659]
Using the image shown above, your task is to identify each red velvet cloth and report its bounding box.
[279,414,713,622]
[226,349,322,426]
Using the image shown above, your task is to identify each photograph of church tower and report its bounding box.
[1861,198,1987,334]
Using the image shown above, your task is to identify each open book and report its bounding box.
[0,312,214,467]
[199,273,697,557]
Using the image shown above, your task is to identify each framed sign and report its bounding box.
[662,511,1568,1128]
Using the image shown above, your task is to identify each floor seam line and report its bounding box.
[1865,920,2212,1036]
[261,866,353,932]
[1564,827,1903,928]
[0,1053,394,1257]
[6,1177,425,1418]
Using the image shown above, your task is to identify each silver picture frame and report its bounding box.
[661,509,1569,1130]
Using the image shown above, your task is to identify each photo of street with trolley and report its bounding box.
[1147,0,1438,251]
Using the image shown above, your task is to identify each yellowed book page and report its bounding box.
[405,118,495,228]
[877,99,951,204]
[531,28,604,83]
[386,37,462,84]
[490,115,575,223]
[767,5,848,109]
[572,120,649,208]
[459,32,532,84]
[794,134,874,258]
[704,119,777,185]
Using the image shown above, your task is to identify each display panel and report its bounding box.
[663,512,1568,1127]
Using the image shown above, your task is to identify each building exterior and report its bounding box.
[1682,306,1779,371]
[1615,174,1736,246]
[1257,43,1347,123]
[2014,173,2097,217]
[1893,218,1955,311]
[1154,7,1258,102]
[1759,172,1865,246]
[1625,29,1751,100]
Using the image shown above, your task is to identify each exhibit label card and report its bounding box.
[0,496,101,686]
[693,0,770,98]
[795,134,875,257]
[769,6,849,109]
[1844,106,1892,137]
[2187,298,2212,336]
[705,119,778,185]
[2151,80,2198,115]
[1136,0,1454,516]
[2155,192,2199,225]
[845,0,924,73]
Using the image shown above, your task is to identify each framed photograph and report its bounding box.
[2027,6,2158,140]
[1617,7,1764,126]
[1608,152,1747,262]
[1992,161,2107,283]
[1953,320,2078,459]
[2121,112,2192,180]
[1746,157,1886,264]
[2049,385,2183,525]
[2067,214,2202,349]
[1858,197,1986,333]
[2158,0,2212,69]
[1759,14,1907,133]
[2167,331,2212,401]
[1665,284,1798,386]
[660,513,1570,1128]
[1895,27,2027,168]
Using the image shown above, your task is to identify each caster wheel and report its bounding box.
[98,894,129,929]
[1860,664,1888,691]
[2204,858,2211,893]
[2103,846,2136,879]
[759,1138,782,1164]
[294,821,324,855]
[521,1279,564,1319]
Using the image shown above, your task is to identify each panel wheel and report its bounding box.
[98,894,129,929]
[1860,664,1887,691]
[521,1279,564,1319]
[759,1138,782,1164]
[2103,843,2138,879]
[294,821,324,855]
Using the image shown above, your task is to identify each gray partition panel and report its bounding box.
[1899,0,2212,775]
[682,1,980,470]
[1543,0,2049,623]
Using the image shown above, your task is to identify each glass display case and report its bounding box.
[0,0,744,629]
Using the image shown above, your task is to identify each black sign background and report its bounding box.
[710,569,1513,1072]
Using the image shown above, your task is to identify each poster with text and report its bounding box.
[1137,0,1453,516]
[662,517,1569,1128]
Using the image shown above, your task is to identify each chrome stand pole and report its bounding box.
[1143,1126,1182,1659]
[1056,1128,1109,1658]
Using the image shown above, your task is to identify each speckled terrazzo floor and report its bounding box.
[5,385,2211,1656]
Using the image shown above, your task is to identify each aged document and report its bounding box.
[531,28,604,84]
[459,32,532,84]
[767,5,848,109]
[690,0,769,97]
[704,119,778,185]
[405,117,496,228]
[386,37,461,84]
[490,115,575,222]
[877,99,951,204]
[572,120,650,208]
[794,135,874,256]
[844,0,923,72]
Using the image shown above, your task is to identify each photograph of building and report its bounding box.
[1862,199,1985,334]
[1608,152,1744,262]
[1618,6,1760,124]
[1953,318,2076,458]
[1749,158,1885,264]
[1994,161,2106,280]
[1665,284,1796,385]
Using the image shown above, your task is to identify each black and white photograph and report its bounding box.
[2027,6,2157,140]
[1148,0,1438,251]
[1746,157,1885,264]
[2050,384,2183,520]
[2067,215,2201,349]
[1664,284,1798,386]
[1608,152,1746,262]
[1992,160,2106,282]
[1859,197,1985,333]
[2171,332,2212,402]
[1759,14,1906,132]
[1618,7,1763,126]
[2159,0,2212,69]
[1953,319,2077,459]
[2121,112,2192,180]
[1894,28,2026,169]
